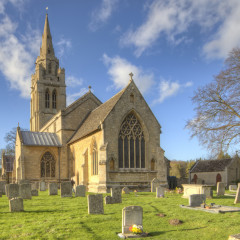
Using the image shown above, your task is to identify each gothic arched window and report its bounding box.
[45,90,50,108]
[118,113,145,169]
[92,140,98,175]
[48,63,51,74]
[52,90,57,109]
[41,152,55,178]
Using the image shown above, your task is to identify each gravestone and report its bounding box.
[156,186,165,198]
[5,184,9,197]
[31,182,39,190]
[0,192,2,197]
[8,184,19,199]
[75,185,86,197]
[49,183,58,195]
[9,198,24,212]
[122,187,130,194]
[40,181,46,191]
[31,189,38,196]
[229,185,238,191]
[0,181,6,194]
[151,178,161,192]
[19,179,30,184]
[217,182,225,196]
[120,206,143,235]
[234,183,240,204]
[88,194,104,214]
[61,181,72,197]
[19,183,32,199]
[189,194,206,207]
[105,187,122,204]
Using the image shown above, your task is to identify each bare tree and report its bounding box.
[186,48,240,156]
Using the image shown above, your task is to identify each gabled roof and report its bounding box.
[68,86,126,144]
[190,158,233,173]
[20,131,61,147]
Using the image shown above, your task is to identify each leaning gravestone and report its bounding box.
[229,185,238,191]
[60,181,72,197]
[19,183,32,199]
[105,187,122,204]
[31,189,38,196]
[8,184,19,199]
[9,198,24,212]
[88,194,104,214]
[122,187,130,194]
[189,194,206,207]
[75,185,86,197]
[217,182,225,196]
[0,181,6,194]
[234,183,240,204]
[156,186,165,198]
[118,206,143,238]
[151,178,161,192]
[49,183,58,195]
[40,181,46,191]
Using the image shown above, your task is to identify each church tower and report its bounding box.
[30,14,66,131]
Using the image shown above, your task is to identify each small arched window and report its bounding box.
[48,63,51,74]
[52,90,57,109]
[216,173,222,183]
[92,141,98,175]
[151,159,155,171]
[193,174,198,184]
[41,152,55,178]
[45,90,50,108]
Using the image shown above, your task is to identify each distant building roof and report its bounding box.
[190,158,233,173]
[20,131,61,147]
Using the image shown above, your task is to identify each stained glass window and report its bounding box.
[41,152,55,178]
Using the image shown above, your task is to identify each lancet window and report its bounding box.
[52,90,57,109]
[118,113,145,169]
[92,141,98,175]
[45,90,50,108]
[41,152,55,178]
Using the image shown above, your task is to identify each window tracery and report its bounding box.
[45,90,50,108]
[52,90,57,109]
[41,152,55,178]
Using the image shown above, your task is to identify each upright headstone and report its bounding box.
[75,185,86,197]
[105,187,122,204]
[19,183,32,199]
[40,181,46,191]
[229,185,238,191]
[151,178,161,192]
[60,181,72,197]
[19,179,30,184]
[234,183,240,204]
[8,184,19,199]
[88,194,104,214]
[0,181,6,194]
[9,198,24,212]
[156,186,165,198]
[31,189,38,196]
[49,183,58,195]
[31,182,39,190]
[217,182,225,196]
[189,194,206,207]
[122,187,130,194]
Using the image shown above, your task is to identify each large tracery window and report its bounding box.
[52,90,57,109]
[118,113,145,169]
[45,90,50,108]
[41,152,55,178]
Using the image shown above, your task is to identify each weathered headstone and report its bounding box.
[60,181,72,197]
[75,185,86,197]
[189,194,206,207]
[234,183,240,204]
[122,187,130,194]
[217,182,225,196]
[19,183,32,199]
[156,186,165,198]
[49,183,58,195]
[0,181,6,195]
[31,189,38,196]
[19,179,30,184]
[0,192,2,197]
[40,181,46,191]
[88,194,104,214]
[151,178,161,192]
[229,185,238,191]
[31,182,39,190]
[8,184,19,199]
[9,198,24,212]
[229,233,240,240]
[105,187,122,204]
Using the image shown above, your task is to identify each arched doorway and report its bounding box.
[216,173,222,184]
[193,174,198,184]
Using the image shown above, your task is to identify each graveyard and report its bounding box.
[0,187,240,240]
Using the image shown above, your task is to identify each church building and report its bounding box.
[13,14,167,192]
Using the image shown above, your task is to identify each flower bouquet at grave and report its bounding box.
[129,224,143,235]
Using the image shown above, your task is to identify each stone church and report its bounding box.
[13,14,167,192]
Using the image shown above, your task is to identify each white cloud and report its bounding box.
[67,88,89,106]
[89,0,118,31]
[56,37,71,57]
[103,54,154,93]
[66,76,83,87]
[120,0,240,59]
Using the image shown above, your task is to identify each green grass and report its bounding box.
[0,191,239,240]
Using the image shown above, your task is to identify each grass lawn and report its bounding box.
[0,190,239,240]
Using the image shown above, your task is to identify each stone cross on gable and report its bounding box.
[129,72,133,81]
[88,86,92,92]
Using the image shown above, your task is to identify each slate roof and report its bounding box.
[190,158,233,173]
[68,87,126,144]
[20,131,61,147]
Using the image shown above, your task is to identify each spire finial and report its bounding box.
[88,86,92,92]
[46,6,48,14]
[129,72,133,81]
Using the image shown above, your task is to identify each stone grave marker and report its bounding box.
[19,183,32,199]
[0,192,2,197]
[5,184,9,197]
[75,185,86,197]
[234,183,240,204]
[31,182,39,190]
[19,179,30,184]
[229,185,237,191]
[122,187,130,194]
[217,182,225,196]
[40,181,46,191]
[189,194,206,207]
[31,189,38,196]
[0,181,6,195]
[156,186,165,198]
[8,184,19,199]
[49,183,58,195]
[151,178,161,192]
[61,181,72,197]
[88,194,104,214]
[9,198,24,212]
[105,187,122,204]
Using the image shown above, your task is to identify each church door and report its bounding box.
[193,174,198,184]
[216,173,222,184]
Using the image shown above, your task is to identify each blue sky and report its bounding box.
[0,0,240,161]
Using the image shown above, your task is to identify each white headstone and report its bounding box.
[217,182,225,196]
[156,186,165,198]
